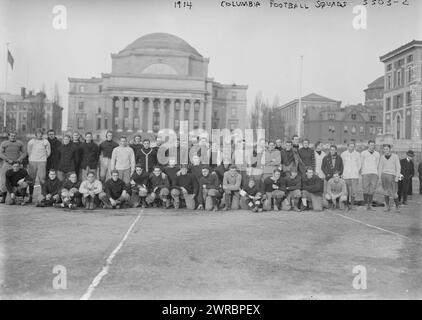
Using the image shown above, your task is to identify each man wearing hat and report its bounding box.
[398,150,415,205]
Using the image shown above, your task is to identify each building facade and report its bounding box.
[380,40,422,150]
[270,93,341,140]
[68,33,248,140]
[304,104,382,145]
[0,89,63,136]
[364,76,384,110]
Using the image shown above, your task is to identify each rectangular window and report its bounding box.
[78,101,84,111]
[351,114,357,120]
[97,118,101,130]
[397,70,402,86]
[77,117,84,130]
[407,55,413,63]
[408,66,412,83]
[231,107,237,117]
[386,97,391,111]
[370,115,376,122]
[406,91,412,106]
[79,85,85,93]
[99,85,102,93]
[387,75,392,89]
[329,113,335,120]
[395,95,403,109]
[387,64,392,71]
[104,117,108,129]
[344,125,348,133]
[359,126,364,134]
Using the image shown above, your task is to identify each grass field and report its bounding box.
[1,191,422,300]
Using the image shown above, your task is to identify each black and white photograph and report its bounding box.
[0,0,422,305]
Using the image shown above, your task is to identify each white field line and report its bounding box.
[335,213,410,240]
[80,210,143,300]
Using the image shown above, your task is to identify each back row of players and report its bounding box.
[0,129,418,212]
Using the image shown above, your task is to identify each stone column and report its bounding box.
[128,97,134,132]
[117,97,124,132]
[199,100,204,130]
[188,100,194,131]
[137,98,143,133]
[179,100,185,122]
[159,98,165,129]
[169,98,175,130]
[205,101,212,133]
[147,98,153,133]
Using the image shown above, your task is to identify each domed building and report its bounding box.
[68,33,248,139]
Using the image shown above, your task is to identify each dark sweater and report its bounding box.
[99,140,119,159]
[80,142,100,169]
[198,173,220,190]
[280,149,295,166]
[174,173,198,195]
[298,147,315,169]
[130,143,143,159]
[198,173,220,204]
[263,176,287,192]
[5,168,30,193]
[42,178,62,196]
[285,175,302,191]
[47,137,62,170]
[57,143,77,173]
[189,164,207,182]
[164,166,180,187]
[130,171,150,187]
[137,147,157,172]
[71,141,83,171]
[62,179,81,191]
[302,175,323,195]
[104,178,128,200]
[243,185,262,197]
[148,173,170,191]
[321,154,344,181]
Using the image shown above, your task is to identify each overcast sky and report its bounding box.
[0,0,421,129]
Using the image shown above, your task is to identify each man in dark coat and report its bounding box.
[46,129,62,176]
[321,145,344,182]
[71,132,83,179]
[80,132,100,179]
[298,138,315,175]
[57,135,77,181]
[398,150,415,205]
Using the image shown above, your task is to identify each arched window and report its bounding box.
[142,63,177,75]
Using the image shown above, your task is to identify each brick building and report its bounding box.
[304,104,382,145]
[0,88,63,136]
[270,93,341,141]
[380,40,422,147]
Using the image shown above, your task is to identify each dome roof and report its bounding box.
[120,33,202,56]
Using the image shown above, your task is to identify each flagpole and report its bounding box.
[3,43,10,133]
[297,55,304,138]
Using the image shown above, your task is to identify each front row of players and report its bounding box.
[5,158,361,212]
